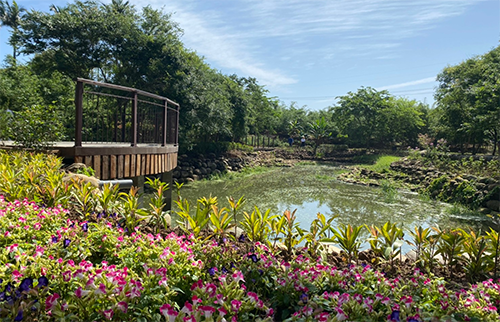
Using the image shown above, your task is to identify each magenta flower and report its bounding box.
[231,299,242,312]
[45,293,60,311]
[116,301,128,313]
[247,292,259,303]
[335,308,348,321]
[205,283,217,297]
[95,283,106,295]
[75,287,90,298]
[199,305,216,319]
[232,271,245,283]
[160,304,178,322]
[103,309,114,320]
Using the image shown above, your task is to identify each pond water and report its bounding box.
[173,164,490,250]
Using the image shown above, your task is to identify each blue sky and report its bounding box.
[1,0,499,110]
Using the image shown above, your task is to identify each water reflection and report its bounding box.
[176,164,488,234]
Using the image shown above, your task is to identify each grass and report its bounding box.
[205,166,276,181]
[353,154,402,172]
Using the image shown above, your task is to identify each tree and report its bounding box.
[0,0,26,61]
[435,45,500,155]
[331,87,392,148]
[308,116,332,155]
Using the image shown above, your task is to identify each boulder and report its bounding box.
[486,200,500,212]
[63,173,100,187]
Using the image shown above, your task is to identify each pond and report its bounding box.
[172,164,490,249]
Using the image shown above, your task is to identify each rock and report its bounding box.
[65,163,88,173]
[486,200,500,212]
[63,173,100,187]
[192,175,200,181]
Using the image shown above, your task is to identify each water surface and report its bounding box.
[175,164,489,232]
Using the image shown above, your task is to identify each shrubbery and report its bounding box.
[1,150,500,321]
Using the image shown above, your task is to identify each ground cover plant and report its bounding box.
[1,150,500,321]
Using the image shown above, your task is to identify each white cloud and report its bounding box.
[378,77,436,90]
[127,0,484,88]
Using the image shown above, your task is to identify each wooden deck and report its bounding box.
[2,78,180,181]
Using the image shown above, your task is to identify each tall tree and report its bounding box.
[435,45,500,155]
[0,0,25,60]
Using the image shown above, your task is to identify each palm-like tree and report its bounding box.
[0,0,26,60]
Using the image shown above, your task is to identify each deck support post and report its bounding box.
[161,170,173,212]
[132,175,145,192]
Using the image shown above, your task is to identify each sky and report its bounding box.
[1,0,499,111]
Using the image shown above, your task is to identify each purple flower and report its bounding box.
[51,236,58,243]
[0,292,5,301]
[38,276,49,288]
[389,310,400,322]
[4,283,12,293]
[208,267,216,276]
[222,267,228,274]
[14,309,23,321]
[63,239,71,248]
[300,293,309,304]
[238,234,246,242]
[19,278,33,292]
[247,254,259,263]
[82,223,88,232]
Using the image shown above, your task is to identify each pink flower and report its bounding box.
[199,306,216,319]
[12,270,23,279]
[181,302,193,314]
[218,307,228,317]
[232,271,245,283]
[95,283,106,295]
[160,304,178,322]
[7,243,18,253]
[248,292,259,303]
[62,270,72,282]
[45,293,60,311]
[205,283,217,297]
[75,287,90,298]
[231,299,242,312]
[103,309,114,320]
[116,301,128,313]
[335,308,348,321]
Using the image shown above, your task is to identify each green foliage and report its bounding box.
[331,87,427,148]
[331,223,363,263]
[462,229,491,281]
[435,45,500,155]
[175,196,215,239]
[367,221,404,267]
[145,177,170,233]
[10,104,64,149]
[437,229,465,274]
[119,186,148,233]
[281,209,305,260]
[241,206,274,245]
[302,213,337,259]
[407,226,435,268]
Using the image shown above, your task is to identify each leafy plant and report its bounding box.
[407,226,434,268]
[208,204,233,241]
[331,223,363,264]
[227,196,245,238]
[97,183,120,216]
[240,206,274,245]
[175,196,215,239]
[281,209,305,260]
[119,186,148,233]
[485,227,500,278]
[145,177,170,233]
[302,213,337,259]
[437,229,465,275]
[462,229,490,282]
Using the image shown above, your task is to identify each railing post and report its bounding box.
[131,92,138,146]
[176,105,179,145]
[162,100,167,146]
[75,81,84,147]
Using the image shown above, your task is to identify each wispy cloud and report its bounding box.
[378,77,436,90]
[129,0,484,88]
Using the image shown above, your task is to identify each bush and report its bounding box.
[10,104,64,150]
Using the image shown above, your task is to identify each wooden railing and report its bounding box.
[74,78,179,147]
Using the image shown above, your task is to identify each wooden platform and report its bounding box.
[1,141,178,180]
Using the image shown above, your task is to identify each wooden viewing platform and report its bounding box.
[4,78,180,182]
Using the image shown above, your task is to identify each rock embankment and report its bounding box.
[340,158,500,215]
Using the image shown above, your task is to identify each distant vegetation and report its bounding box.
[0,0,499,155]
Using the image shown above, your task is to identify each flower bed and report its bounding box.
[1,150,500,321]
